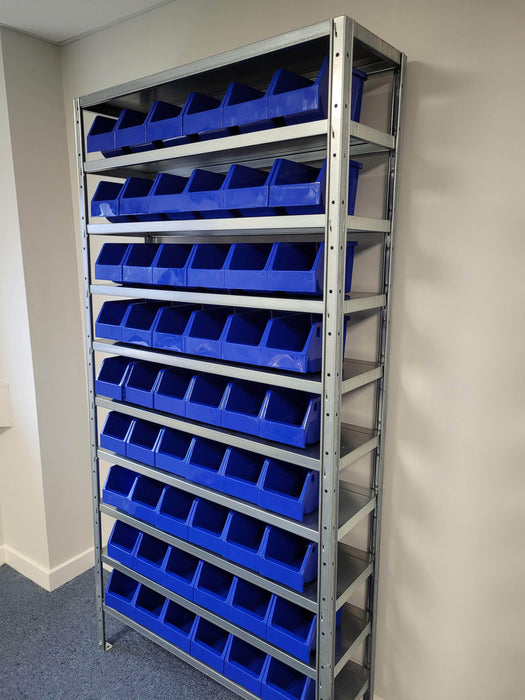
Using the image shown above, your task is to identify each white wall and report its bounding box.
[0,27,93,588]
[60,2,525,699]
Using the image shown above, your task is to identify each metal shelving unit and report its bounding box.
[76,15,404,700]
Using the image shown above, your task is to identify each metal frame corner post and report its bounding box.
[74,98,108,651]
[366,53,406,699]
[317,15,355,699]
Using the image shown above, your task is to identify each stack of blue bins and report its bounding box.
[87,57,367,156]
[96,52,365,698]
[91,156,362,221]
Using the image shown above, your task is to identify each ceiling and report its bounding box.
[0,0,175,45]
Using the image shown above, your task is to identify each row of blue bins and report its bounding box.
[106,569,315,699]
[103,463,317,592]
[91,158,362,222]
[101,412,318,519]
[95,241,357,295]
[88,57,367,157]
[97,359,320,448]
[108,520,340,663]
[96,303,324,374]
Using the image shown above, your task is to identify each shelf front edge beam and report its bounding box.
[86,214,390,236]
[95,396,321,470]
[344,292,386,314]
[100,503,318,611]
[103,555,315,678]
[103,606,260,700]
[349,122,395,151]
[353,22,402,66]
[90,284,323,313]
[98,448,319,541]
[93,340,323,393]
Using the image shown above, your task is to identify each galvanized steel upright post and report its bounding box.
[317,15,354,699]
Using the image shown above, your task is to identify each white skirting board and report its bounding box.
[0,544,94,591]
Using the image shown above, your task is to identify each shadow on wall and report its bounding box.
[374,59,483,700]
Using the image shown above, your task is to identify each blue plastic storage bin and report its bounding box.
[95,356,133,400]
[123,362,161,409]
[262,658,315,700]
[102,465,138,510]
[229,578,273,639]
[151,244,194,286]
[99,412,135,455]
[267,58,367,126]
[86,115,124,158]
[156,486,197,539]
[188,499,230,556]
[122,242,161,284]
[121,301,168,346]
[221,309,272,365]
[225,637,270,696]
[153,367,194,417]
[223,512,268,571]
[162,600,198,652]
[267,241,357,295]
[221,165,280,217]
[259,460,319,522]
[259,313,322,373]
[114,108,157,153]
[126,420,162,466]
[194,562,235,619]
[152,303,200,352]
[128,474,164,525]
[155,429,194,478]
[267,58,329,126]
[132,584,166,636]
[105,570,139,618]
[107,520,141,569]
[162,547,201,601]
[184,307,232,359]
[260,529,317,592]
[185,375,229,427]
[266,598,316,663]
[191,618,231,673]
[185,437,228,489]
[223,242,273,290]
[94,242,131,282]
[145,100,194,149]
[95,299,135,341]
[91,181,132,223]
[260,389,320,448]
[133,531,170,581]
[119,179,164,223]
[268,158,362,216]
[186,243,231,288]
[180,169,236,219]
[221,380,267,436]
[182,92,232,141]
[148,173,199,220]
[222,81,276,133]
[220,448,266,505]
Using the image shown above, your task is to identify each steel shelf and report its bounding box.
[334,606,371,677]
[98,448,374,542]
[87,214,390,236]
[94,340,381,395]
[104,605,260,700]
[83,120,394,179]
[103,554,314,677]
[91,284,384,315]
[100,503,371,614]
[96,396,379,471]
[334,660,369,700]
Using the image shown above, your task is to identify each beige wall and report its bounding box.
[60,2,525,700]
[0,27,92,587]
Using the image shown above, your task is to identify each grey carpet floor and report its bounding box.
[0,564,236,699]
